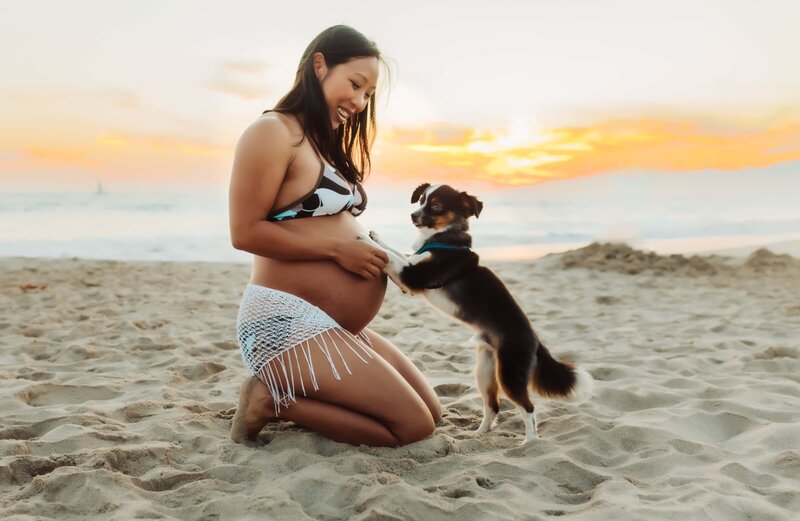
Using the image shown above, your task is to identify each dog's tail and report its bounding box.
[531,342,593,401]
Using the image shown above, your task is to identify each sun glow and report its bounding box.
[374,116,800,186]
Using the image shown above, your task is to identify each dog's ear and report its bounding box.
[460,192,483,218]
[411,183,431,204]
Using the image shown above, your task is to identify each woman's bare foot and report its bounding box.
[230,376,277,444]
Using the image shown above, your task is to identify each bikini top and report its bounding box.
[266,158,367,221]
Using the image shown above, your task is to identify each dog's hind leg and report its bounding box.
[474,341,499,435]
[516,403,537,444]
[496,349,538,444]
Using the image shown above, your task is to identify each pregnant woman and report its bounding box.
[228,25,442,447]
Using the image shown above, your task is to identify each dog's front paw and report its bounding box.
[368,230,381,242]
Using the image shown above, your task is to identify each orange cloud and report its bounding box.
[96,133,228,157]
[25,147,95,167]
[374,116,800,186]
[10,132,232,187]
[22,133,227,166]
[5,112,800,191]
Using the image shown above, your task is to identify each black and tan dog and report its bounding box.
[360,183,592,443]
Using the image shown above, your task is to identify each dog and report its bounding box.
[360,183,593,444]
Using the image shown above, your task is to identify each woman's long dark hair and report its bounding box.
[265,25,388,184]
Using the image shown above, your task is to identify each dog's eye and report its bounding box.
[431,203,443,213]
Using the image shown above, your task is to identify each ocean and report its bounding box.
[2,170,799,263]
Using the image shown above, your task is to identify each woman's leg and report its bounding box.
[231,329,435,447]
[231,375,400,446]
[359,328,443,423]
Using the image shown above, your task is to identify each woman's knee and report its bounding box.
[429,402,444,424]
[361,329,443,422]
[390,408,436,445]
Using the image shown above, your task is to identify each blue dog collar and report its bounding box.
[415,242,471,255]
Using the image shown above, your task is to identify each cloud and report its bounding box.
[205,60,274,100]
[383,124,481,146]
[111,90,139,109]
[373,114,800,186]
[218,61,268,75]
[23,147,97,168]
[8,88,139,109]
[96,133,228,157]
[9,132,229,180]
[7,109,799,190]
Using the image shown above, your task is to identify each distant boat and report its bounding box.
[96,182,106,195]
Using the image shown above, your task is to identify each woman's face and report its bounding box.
[314,53,379,130]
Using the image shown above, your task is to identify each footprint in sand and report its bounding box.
[212,340,237,350]
[174,361,227,380]
[422,484,476,499]
[475,476,497,489]
[20,327,45,338]
[15,384,122,407]
[434,382,471,397]
[753,346,798,359]
[113,401,165,423]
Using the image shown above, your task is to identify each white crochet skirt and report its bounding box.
[236,284,374,415]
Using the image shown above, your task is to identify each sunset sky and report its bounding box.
[1,0,799,192]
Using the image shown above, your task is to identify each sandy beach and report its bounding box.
[1,243,799,520]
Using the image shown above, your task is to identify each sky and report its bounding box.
[1,0,799,193]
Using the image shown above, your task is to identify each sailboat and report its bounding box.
[96,182,106,195]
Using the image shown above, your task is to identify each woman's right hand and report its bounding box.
[332,239,389,279]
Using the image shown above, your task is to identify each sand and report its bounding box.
[1,244,799,520]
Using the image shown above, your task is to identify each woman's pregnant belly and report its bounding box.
[250,212,387,333]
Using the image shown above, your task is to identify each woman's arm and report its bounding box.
[229,116,338,260]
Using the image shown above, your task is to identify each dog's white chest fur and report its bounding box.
[423,289,459,319]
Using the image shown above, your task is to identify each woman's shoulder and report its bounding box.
[249,111,303,139]
[236,113,302,158]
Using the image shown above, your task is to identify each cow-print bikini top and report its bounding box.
[266,158,367,221]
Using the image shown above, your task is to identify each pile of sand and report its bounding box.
[743,248,800,273]
[557,242,800,278]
